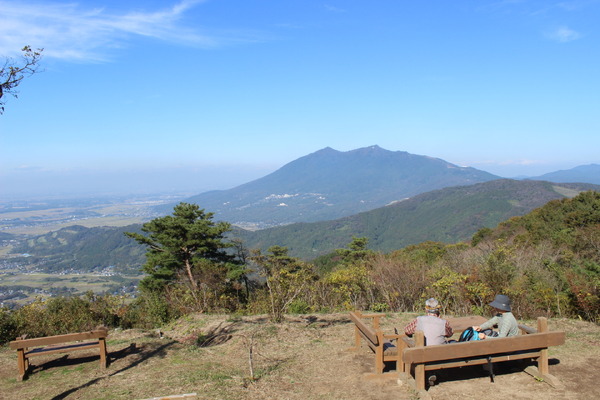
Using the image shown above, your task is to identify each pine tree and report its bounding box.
[125,203,234,292]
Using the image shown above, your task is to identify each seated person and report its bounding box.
[404,298,453,345]
[474,294,519,339]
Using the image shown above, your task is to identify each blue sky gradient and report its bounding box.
[1,0,599,198]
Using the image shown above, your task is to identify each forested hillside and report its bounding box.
[8,224,144,274]
[238,180,600,259]
[6,180,599,273]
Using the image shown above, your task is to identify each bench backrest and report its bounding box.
[402,330,565,364]
[349,311,380,346]
[446,316,487,332]
[9,328,108,350]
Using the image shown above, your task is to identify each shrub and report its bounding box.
[0,307,17,345]
[121,291,176,329]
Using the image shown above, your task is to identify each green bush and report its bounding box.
[0,307,17,345]
[288,299,311,314]
[7,294,126,339]
[121,291,176,329]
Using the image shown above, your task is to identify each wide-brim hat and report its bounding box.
[489,294,511,312]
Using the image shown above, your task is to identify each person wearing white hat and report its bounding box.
[404,298,454,346]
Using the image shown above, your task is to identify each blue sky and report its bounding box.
[1,0,599,199]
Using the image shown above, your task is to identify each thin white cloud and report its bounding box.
[323,4,347,13]
[556,0,600,12]
[546,26,582,42]
[0,0,234,62]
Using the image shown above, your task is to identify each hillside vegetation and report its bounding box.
[7,180,598,276]
[7,224,145,274]
[239,179,600,259]
[1,190,598,347]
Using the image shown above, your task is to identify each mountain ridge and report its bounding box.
[179,145,499,228]
[528,163,600,184]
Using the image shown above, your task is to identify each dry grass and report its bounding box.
[1,313,598,400]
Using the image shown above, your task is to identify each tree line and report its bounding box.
[1,191,598,344]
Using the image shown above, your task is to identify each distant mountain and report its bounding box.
[177,145,499,228]
[235,180,600,259]
[529,164,600,185]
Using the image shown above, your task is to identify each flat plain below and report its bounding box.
[0,313,598,400]
[0,271,142,306]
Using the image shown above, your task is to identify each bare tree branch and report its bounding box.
[1,46,44,114]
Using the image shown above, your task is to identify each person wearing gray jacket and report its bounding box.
[474,294,520,339]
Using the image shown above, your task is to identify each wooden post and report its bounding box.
[372,315,380,330]
[537,317,549,375]
[397,336,406,373]
[16,348,26,381]
[414,331,425,390]
[354,325,361,349]
[99,337,108,368]
[375,344,384,373]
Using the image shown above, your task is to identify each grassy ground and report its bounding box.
[0,313,598,400]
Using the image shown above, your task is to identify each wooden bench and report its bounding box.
[348,311,402,376]
[348,312,486,376]
[400,317,565,391]
[9,327,109,381]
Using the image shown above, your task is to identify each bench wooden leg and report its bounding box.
[17,348,27,381]
[99,338,108,368]
[375,345,384,374]
[415,363,425,390]
[537,317,549,375]
[396,357,404,373]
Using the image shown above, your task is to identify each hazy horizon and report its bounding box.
[2,146,596,201]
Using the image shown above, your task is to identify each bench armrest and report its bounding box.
[360,313,385,319]
[401,335,415,348]
[519,324,537,335]
[357,312,385,329]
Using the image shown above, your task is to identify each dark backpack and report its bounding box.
[458,327,480,342]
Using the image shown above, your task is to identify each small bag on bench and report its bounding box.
[458,327,480,342]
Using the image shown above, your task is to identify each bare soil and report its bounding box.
[1,313,598,400]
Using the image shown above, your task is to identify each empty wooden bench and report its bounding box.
[9,327,109,381]
[400,317,565,390]
[348,311,402,376]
